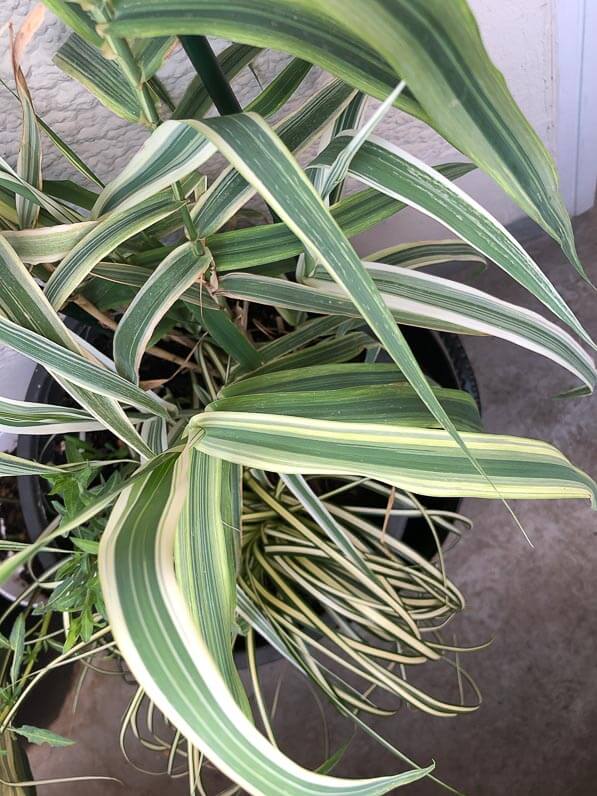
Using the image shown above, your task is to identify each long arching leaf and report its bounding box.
[191,412,597,503]
[99,451,430,795]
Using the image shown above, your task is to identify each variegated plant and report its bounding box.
[0,1,595,793]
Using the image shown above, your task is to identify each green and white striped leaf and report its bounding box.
[99,451,429,795]
[218,271,469,333]
[325,0,586,276]
[221,363,406,398]
[0,62,105,187]
[219,269,595,391]
[256,315,349,361]
[0,396,102,434]
[1,220,98,264]
[13,55,42,229]
[298,80,405,281]
[237,331,372,379]
[45,195,180,309]
[0,451,64,477]
[318,82,405,203]
[208,164,474,273]
[245,58,312,117]
[114,243,211,383]
[86,260,261,370]
[91,261,219,310]
[0,236,156,456]
[38,121,103,187]
[97,113,482,477]
[175,451,250,714]
[54,33,144,124]
[108,0,583,274]
[0,184,18,227]
[210,382,482,432]
[91,129,216,218]
[191,81,355,237]
[140,416,168,456]
[312,135,593,347]
[191,412,597,503]
[0,158,79,224]
[368,239,485,270]
[0,453,119,478]
[93,80,353,219]
[328,92,366,204]
[173,43,261,120]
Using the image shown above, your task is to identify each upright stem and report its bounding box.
[179,36,243,115]
[179,35,281,228]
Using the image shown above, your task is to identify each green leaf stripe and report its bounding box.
[244,58,312,117]
[207,164,473,273]
[220,269,595,390]
[209,383,482,432]
[0,159,79,224]
[0,236,154,456]
[238,331,372,379]
[221,363,406,398]
[368,239,485,269]
[107,0,427,123]
[108,0,583,273]
[190,80,355,238]
[176,450,251,713]
[14,57,42,230]
[91,261,220,310]
[54,33,144,124]
[0,395,101,434]
[321,262,597,391]
[0,451,64,477]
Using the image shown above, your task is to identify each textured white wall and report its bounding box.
[0,0,557,449]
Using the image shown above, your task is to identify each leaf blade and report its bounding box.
[193,411,597,503]
[114,243,211,383]
[99,451,430,795]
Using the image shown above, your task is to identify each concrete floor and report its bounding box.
[27,210,596,795]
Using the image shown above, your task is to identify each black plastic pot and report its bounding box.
[387,326,481,558]
[14,325,480,666]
